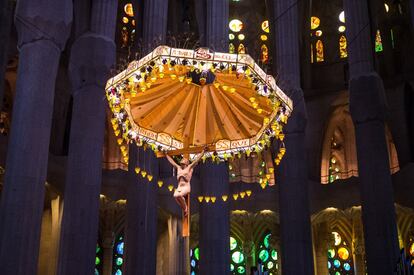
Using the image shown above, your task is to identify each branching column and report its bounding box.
[199,160,230,275]
[57,0,117,274]
[0,0,72,273]
[124,145,159,274]
[344,0,399,273]
[270,0,315,274]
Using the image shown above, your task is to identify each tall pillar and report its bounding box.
[57,0,117,274]
[102,230,114,275]
[352,216,366,275]
[270,0,314,274]
[168,215,190,274]
[344,0,399,273]
[124,145,159,274]
[205,0,229,51]
[314,222,330,275]
[123,0,168,272]
[0,0,72,273]
[199,160,230,274]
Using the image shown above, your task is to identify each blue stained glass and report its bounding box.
[117,242,124,255]
[230,263,235,271]
[264,234,271,248]
[95,268,99,275]
[191,259,196,267]
[232,251,244,264]
[191,272,195,275]
[189,249,193,257]
[333,259,340,268]
[344,262,351,271]
[328,261,331,269]
[115,269,122,275]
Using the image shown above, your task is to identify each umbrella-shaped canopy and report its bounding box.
[106,46,292,160]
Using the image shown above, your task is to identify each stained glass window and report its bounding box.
[375,30,383,52]
[339,35,348,58]
[118,1,137,49]
[328,231,354,274]
[95,243,103,275]
[229,19,243,32]
[311,17,320,30]
[230,236,247,274]
[408,236,414,265]
[257,233,279,274]
[238,34,245,41]
[261,45,269,63]
[316,40,324,62]
[339,11,345,23]
[328,136,341,183]
[311,44,314,63]
[229,43,235,54]
[124,3,134,17]
[338,26,346,33]
[112,234,124,275]
[238,44,246,54]
[261,20,270,33]
[385,3,389,13]
[260,35,268,41]
[190,247,200,274]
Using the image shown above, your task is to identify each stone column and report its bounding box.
[205,0,229,51]
[57,0,117,274]
[270,0,315,274]
[344,0,400,274]
[0,0,72,273]
[124,145,159,274]
[102,230,114,275]
[352,217,366,275]
[168,215,190,274]
[199,161,230,275]
[314,222,330,275]
[142,0,169,50]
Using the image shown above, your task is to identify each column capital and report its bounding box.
[69,32,116,93]
[15,0,72,51]
[349,73,388,124]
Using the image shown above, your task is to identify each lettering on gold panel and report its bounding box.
[157,133,172,146]
[230,139,250,149]
[216,139,231,151]
[214,52,237,63]
[138,128,157,140]
[171,48,194,59]
[172,139,184,149]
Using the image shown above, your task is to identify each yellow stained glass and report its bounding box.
[338,26,346,33]
[310,44,314,63]
[409,242,414,256]
[339,11,345,23]
[316,40,324,62]
[229,33,235,40]
[132,19,136,26]
[238,43,246,54]
[229,43,235,54]
[385,3,389,12]
[229,19,243,32]
[262,20,270,33]
[261,44,269,63]
[124,3,134,17]
[311,17,320,30]
[260,34,268,41]
[338,247,349,260]
[238,34,245,40]
[122,17,129,24]
[332,232,342,246]
[339,35,347,58]
[315,30,322,37]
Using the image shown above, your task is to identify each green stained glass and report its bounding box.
[96,245,101,253]
[230,263,235,271]
[116,257,123,266]
[194,247,200,260]
[264,234,271,248]
[232,251,244,264]
[237,266,246,274]
[267,261,274,269]
[328,248,335,258]
[95,257,100,265]
[258,249,269,262]
[375,30,383,52]
[335,272,340,275]
[230,237,238,251]
[271,249,277,260]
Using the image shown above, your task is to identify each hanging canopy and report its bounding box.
[106,46,292,160]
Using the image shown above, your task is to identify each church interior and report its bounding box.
[1,0,414,274]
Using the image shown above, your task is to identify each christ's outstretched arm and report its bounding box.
[165,153,180,170]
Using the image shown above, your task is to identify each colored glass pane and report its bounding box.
[267,261,274,269]
[344,262,351,271]
[316,40,324,62]
[238,34,245,40]
[260,35,268,41]
[230,264,235,271]
[311,17,320,30]
[115,269,122,275]
[229,43,235,54]
[230,237,238,250]
[339,11,345,23]
[95,268,99,275]
[271,249,277,260]
[237,266,246,274]
[124,3,134,17]
[332,232,341,246]
[338,247,349,260]
[335,272,340,275]
[258,249,269,262]
[116,257,123,266]
[229,19,243,32]
[117,242,124,255]
[410,242,414,256]
[338,26,346,33]
[238,44,246,54]
[385,3,389,12]
[95,257,100,265]
[334,259,340,268]
[232,251,244,264]
[316,30,323,37]
[261,45,269,63]
[229,34,235,40]
[122,17,129,24]
[96,245,101,253]
[339,35,348,58]
[375,30,383,52]
[194,247,200,260]
[261,20,270,33]
[328,261,332,269]
[328,248,335,258]
[191,259,196,267]
[264,234,271,248]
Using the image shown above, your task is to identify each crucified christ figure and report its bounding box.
[164,150,205,216]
